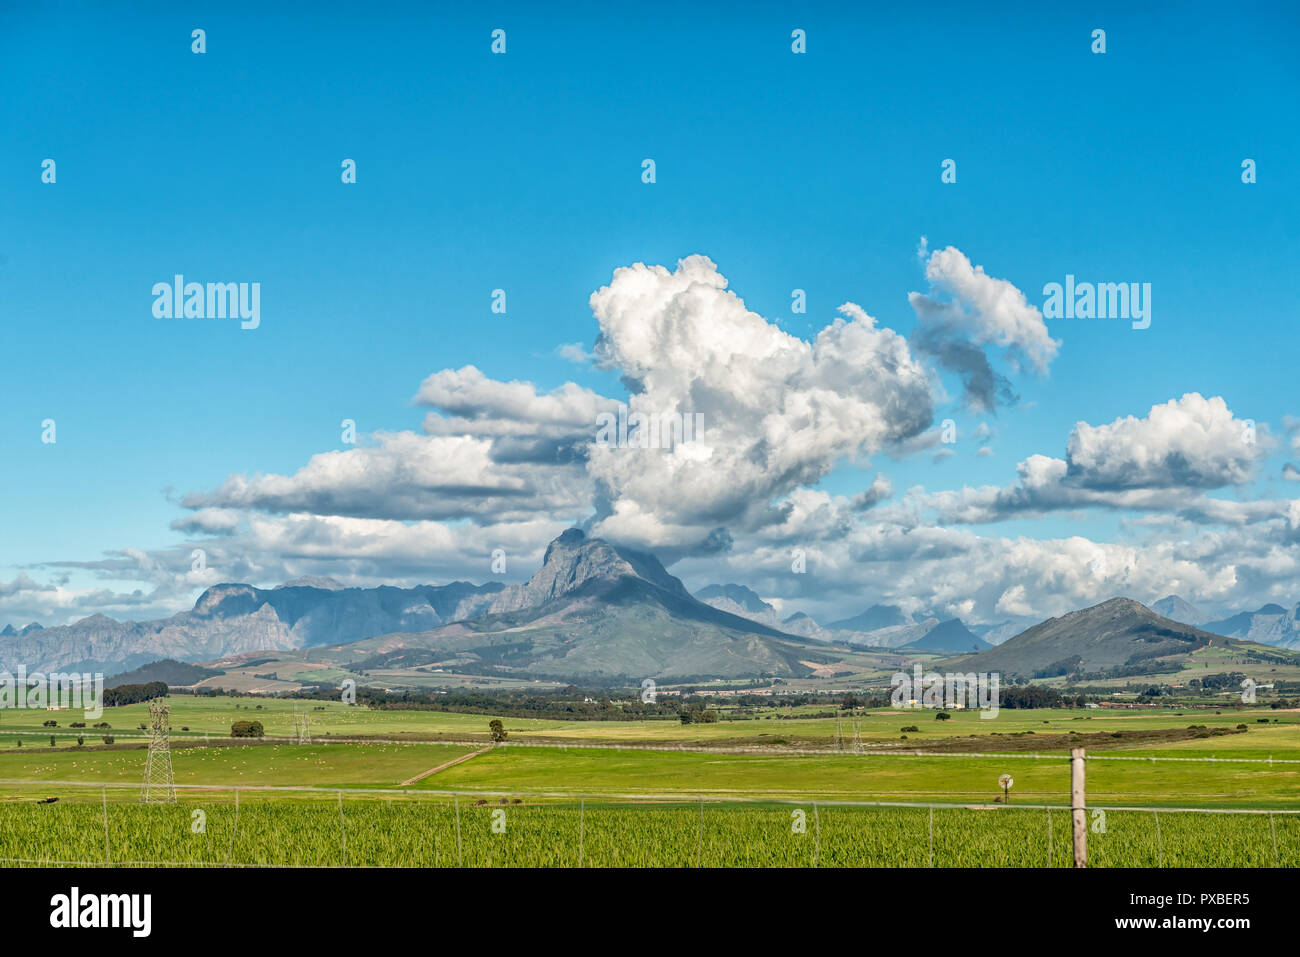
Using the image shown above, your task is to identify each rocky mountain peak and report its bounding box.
[491,528,689,614]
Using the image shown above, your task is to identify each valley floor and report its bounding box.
[0,696,1295,867]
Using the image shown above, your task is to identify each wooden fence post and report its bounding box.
[1071,747,1087,868]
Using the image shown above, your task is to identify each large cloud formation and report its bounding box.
[902,394,1276,527]
[7,249,1299,629]
[584,255,933,550]
[908,245,1060,411]
[1066,394,1266,490]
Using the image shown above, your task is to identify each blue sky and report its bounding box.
[2,1,1298,628]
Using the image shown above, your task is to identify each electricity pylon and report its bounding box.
[294,703,312,745]
[140,701,176,804]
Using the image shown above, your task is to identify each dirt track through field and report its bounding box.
[398,746,494,786]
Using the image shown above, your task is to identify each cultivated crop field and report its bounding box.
[0,797,1295,868]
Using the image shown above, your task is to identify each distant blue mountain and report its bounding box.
[901,619,992,653]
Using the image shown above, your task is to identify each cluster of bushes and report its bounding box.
[102,681,167,708]
[1190,673,1247,692]
[999,685,1069,709]
[1031,656,1082,679]
[274,685,891,723]
[230,720,265,738]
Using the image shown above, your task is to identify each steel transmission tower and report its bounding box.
[294,703,312,745]
[140,701,176,804]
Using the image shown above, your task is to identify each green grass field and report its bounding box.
[4,694,1293,749]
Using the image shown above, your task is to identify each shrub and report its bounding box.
[901,725,919,733]
[102,735,114,745]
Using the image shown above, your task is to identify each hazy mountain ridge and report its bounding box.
[0,580,505,674]
[826,604,909,632]
[695,583,781,628]
[1201,602,1300,650]
[901,619,992,653]
[696,586,1015,652]
[1151,594,1210,626]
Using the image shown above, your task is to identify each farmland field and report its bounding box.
[0,695,1296,867]
[0,797,1295,868]
[5,693,1296,748]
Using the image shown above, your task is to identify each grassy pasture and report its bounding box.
[0,737,1294,808]
[2,695,1294,751]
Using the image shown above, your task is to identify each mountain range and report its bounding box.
[5,530,1299,680]
[305,529,828,680]
[1202,602,1300,650]
[695,589,986,653]
[0,578,504,674]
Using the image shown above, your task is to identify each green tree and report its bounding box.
[230,720,264,738]
[489,719,507,742]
